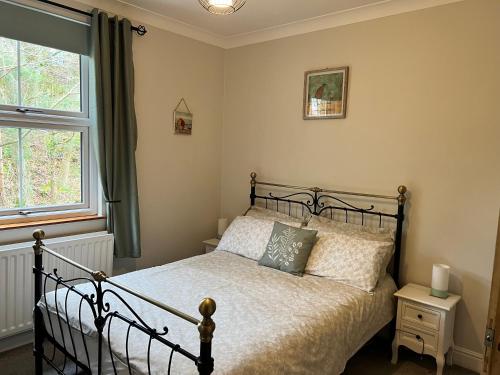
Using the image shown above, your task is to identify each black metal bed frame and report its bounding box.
[249,172,407,286]
[32,230,216,375]
[32,172,407,374]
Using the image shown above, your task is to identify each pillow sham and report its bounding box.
[307,215,395,241]
[305,232,394,292]
[258,222,317,276]
[244,206,304,224]
[216,216,300,261]
[307,215,395,281]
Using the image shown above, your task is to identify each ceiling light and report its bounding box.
[198,0,247,15]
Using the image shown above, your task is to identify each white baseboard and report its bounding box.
[454,345,483,374]
[0,330,32,353]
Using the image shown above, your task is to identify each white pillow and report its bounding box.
[216,216,301,261]
[305,232,394,292]
[244,206,303,224]
[307,215,395,281]
[307,215,395,241]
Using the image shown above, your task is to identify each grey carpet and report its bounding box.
[0,340,477,374]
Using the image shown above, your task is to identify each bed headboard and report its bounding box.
[249,172,407,287]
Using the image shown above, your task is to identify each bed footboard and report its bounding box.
[32,229,216,375]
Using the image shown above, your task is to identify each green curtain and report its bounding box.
[90,9,141,258]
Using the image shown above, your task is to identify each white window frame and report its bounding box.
[0,53,98,222]
[0,41,89,119]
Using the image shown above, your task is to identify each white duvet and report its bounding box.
[40,250,396,374]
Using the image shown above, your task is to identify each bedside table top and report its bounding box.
[202,238,220,247]
[394,283,461,311]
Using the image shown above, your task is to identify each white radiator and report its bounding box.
[0,231,114,339]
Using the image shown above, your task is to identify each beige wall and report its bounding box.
[69,0,225,271]
[132,27,224,270]
[221,0,500,354]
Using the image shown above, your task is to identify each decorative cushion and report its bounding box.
[305,232,394,292]
[216,216,300,261]
[258,222,317,276]
[244,206,304,224]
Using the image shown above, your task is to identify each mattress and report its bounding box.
[39,250,397,374]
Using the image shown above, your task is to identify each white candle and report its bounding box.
[217,218,228,238]
[431,264,450,298]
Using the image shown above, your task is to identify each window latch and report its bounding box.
[19,211,33,216]
[16,108,44,114]
[19,210,51,216]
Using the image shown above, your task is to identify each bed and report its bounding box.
[32,172,407,374]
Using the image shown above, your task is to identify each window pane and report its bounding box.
[22,128,82,207]
[0,127,20,209]
[0,38,18,106]
[19,41,81,112]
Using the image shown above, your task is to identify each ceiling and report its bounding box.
[108,0,463,48]
[118,0,395,37]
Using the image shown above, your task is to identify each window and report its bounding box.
[0,36,95,219]
[0,37,88,116]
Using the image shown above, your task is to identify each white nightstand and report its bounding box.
[202,238,219,253]
[391,283,461,375]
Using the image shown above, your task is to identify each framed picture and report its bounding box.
[174,111,193,135]
[303,66,349,120]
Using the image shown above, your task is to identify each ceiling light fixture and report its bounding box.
[198,0,247,15]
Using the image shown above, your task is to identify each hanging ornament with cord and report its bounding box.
[198,0,247,15]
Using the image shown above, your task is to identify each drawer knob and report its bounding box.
[416,334,421,340]
[417,314,423,320]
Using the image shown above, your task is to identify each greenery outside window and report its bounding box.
[0,36,96,220]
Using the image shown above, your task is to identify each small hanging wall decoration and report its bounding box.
[173,98,193,135]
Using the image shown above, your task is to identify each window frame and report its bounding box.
[0,41,89,119]
[0,52,97,221]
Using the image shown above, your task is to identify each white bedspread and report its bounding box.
[40,250,396,374]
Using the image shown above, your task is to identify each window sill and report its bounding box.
[0,215,105,231]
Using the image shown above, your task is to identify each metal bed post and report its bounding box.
[393,186,407,287]
[92,270,108,375]
[250,172,257,206]
[33,229,45,375]
[197,298,217,375]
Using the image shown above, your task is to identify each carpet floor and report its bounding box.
[0,340,477,374]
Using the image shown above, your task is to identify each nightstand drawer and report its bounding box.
[399,324,438,354]
[402,301,440,331]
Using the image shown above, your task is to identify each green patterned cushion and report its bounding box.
[258,221,317,276]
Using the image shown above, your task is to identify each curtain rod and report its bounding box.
[37,0,147,36]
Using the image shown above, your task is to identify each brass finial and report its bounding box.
[398,185,407,205]
[198,298,216,343]
[91,270,108,282]
[250,172,257,187]
[33,229,45,255]
[33,229,45,241]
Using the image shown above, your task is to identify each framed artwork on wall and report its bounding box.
[173,98,193,135]
[303,66,349,120]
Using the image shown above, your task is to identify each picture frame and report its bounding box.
[303,66,349,120]
[174,111,193,135]
[173,98,193,135]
